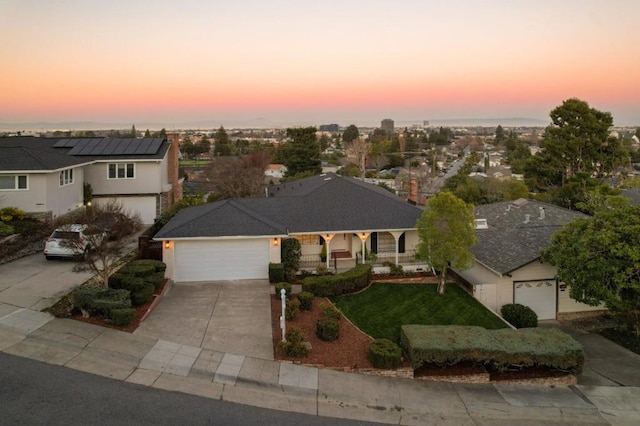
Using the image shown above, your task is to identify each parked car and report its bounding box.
[43,224,105,260]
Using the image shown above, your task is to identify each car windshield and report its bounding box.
[52,231,80,240]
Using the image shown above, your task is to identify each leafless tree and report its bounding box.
[202,151,271,198]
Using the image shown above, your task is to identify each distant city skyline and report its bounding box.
[1,1,639,128]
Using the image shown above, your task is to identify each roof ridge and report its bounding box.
[230,199,288,233]
[157,201,228,236]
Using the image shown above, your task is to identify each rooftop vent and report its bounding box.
[539,206,546,220]
[524,214,531,224]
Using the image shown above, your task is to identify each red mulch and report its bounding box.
[271,295,376,369]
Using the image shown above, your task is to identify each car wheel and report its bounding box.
[45,255,53,261]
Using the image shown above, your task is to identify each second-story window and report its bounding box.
[108,163,135,179]
[59,169,74,186]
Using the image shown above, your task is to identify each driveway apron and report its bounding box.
[134,280,273,360]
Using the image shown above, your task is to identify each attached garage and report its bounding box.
[173,239,270,281]
[514,280,557,320]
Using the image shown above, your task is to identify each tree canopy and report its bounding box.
[542,205,640,333]
[416,192,477,294]
[213,126,232,156]
[279,127,321,177]
[342,124,359,143]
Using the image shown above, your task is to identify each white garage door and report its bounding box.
[514,280,557,320]
[174,239,269,281]
[94,196,157,224]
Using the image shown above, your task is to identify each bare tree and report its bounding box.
[202,151,271,199]
[62,200,142,286]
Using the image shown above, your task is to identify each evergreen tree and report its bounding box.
[281,127,321,177]
[214,126,232,156]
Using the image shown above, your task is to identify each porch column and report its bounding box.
[356,232,370,263]
[390,231,404,265]
[320,234,335,269]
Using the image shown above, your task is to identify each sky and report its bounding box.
[1,0,639,128]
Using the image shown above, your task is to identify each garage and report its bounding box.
[94,196,157,225]
[173,239,269,281]
[514,280,557,320]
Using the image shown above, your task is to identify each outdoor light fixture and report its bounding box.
[273,238,279,246]
[164,241,171,249]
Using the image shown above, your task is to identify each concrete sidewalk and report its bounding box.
[1,310,639,425]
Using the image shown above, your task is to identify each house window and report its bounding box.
[0,175,28,190]
[108,163,135,179]
[59,169,74,186]
[296,235,319,245]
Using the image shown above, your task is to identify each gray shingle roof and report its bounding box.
[155,173,424,239]
[472,199,588,275]
[0,137,170,172]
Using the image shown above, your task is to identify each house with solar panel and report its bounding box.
[0,135,182,224]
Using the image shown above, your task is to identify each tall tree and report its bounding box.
[280,127,321,178]
[197,135,211,156]
[342,124,359,143]
[144,129,151,137]
[213,126,232,156]
[130,124,137,138]
[542,205,640,334]
[203,151,271,199]
[494,125,505,145]
[416,192,477,294]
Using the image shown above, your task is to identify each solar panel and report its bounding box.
[102,143,117,155]
[62,137,165,156]
[54,138,76,148]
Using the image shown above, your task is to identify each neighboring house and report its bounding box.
[155,173,427,282]
[264,164,287,180]
[622,187,640,205]
[452,198,603,320]
[0,136,182,224]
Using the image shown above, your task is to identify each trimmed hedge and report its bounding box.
[130,281,155,306]
[128,259,166,273]
[275,282,292,299]
[298,291,314,311]
[401,325,584,374]
[144,271,166,290]
[111,308,136,326]
[301,264,372,297]
[73,287,131,317]
[269,263,284,283]
[368,339,402,369]
[118,263,156,277]
[501,303,538,328]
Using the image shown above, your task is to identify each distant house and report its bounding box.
[155,173,427,282]
[452,199,603,320]
[0,136,182,224]
[264,164,287,180]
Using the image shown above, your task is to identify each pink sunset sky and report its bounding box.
[1,0,639,127]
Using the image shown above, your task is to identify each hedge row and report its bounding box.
[301,264,372,297]
[368,339,402,370]
[109,259,166,307]
[72,287,133,320]
[401,325,584,374]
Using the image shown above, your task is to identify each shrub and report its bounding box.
[269,263,284,283]
[383,262,404,277]
[298,291,314,311]
[501,303,538,328]
[130,281,155,306]
[302,264,372,297]
[278,327,309,357]
[316,316,340,341]
[315,263,329,276]
[11,218,42,236]
[368,339,402,369]
[281,238,301,273]
[0,207,25,222]
[144,272,166,290]
[320,304,341,321]
[111,308,136,326]
[0,222,14,237]
[91,289,131,316]
[118,263,156,277]
[274,282,292,299]
[72,287,108,310]
[285,297,300,321]
[129,259,166,273]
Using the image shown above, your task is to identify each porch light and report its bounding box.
[164,241,171,249]
[272,238,280,246]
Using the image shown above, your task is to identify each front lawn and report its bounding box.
[331,283,509,344]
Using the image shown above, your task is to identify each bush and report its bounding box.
[91,289,131,316]
[111,308,136,326]
[269,263,284,283]
[274,282,292,299]
[0,222,14,237]
[285,297,300,321]
[501,303,538,328]
[281,238,301,274]
[118,263,156,277]
[0,207,25,222]
[368,339,402,369]
[144,272,166,290]
[301,264,372,297]
[298,291,314,311]
[130,281,155,306]
[278,327,309,357]
[383,262,404,277]
[10,218,42,236]
[320,304,341,321]
[316,316,340,341]
[129,259,166,273]
[72,287,108,310]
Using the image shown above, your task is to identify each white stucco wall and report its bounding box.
[85,161,164,195]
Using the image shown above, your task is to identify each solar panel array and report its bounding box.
[53,138,164,156]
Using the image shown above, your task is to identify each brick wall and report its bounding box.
[166,133,183,211]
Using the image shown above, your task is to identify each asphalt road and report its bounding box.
[0,353,379,426]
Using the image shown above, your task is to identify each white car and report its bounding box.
[44,224,105,260]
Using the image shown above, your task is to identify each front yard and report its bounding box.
[331,282,509,344]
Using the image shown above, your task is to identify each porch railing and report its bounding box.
[357,249,421,266]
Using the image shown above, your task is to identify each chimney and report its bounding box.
[539,206,545,220]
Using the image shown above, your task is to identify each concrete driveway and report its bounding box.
[0,253,93,312]
[134,280,274,360]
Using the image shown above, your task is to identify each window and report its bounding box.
[59,169,74,186]
[0,175,28,190]
[108,163,135,179]
[296,235,320,245]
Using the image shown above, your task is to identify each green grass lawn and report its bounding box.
[331,283,509,343]
[179,159,212,167]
